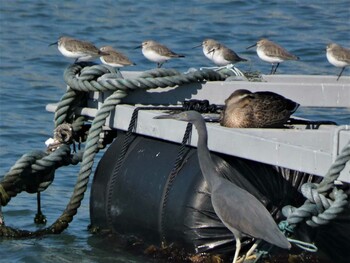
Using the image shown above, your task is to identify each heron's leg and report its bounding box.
[232,237,241,263]
[337,67,345,81]
[241,240,261,262]
[273,63,280,74]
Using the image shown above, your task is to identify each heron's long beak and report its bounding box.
[134,45,142,49]
[49,41,58,47]
[153,114,176,120]
[192,43,202,49]
[246,43,257,50]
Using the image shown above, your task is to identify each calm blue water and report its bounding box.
[0,1,349,262]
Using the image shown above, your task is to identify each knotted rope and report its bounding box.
[278,141,349,251]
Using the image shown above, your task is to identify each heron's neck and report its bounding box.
[194,119,221,190]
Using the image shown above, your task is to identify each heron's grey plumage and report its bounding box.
[155,111,291,263]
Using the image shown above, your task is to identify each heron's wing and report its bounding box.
[211,182,290,249]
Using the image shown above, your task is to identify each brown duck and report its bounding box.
[220,89,299,128]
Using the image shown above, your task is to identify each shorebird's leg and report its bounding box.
[157,62,163,68]
[337,67,345,81]
[273,63,280,74]
[232,66,244,76]
[270,64,275,74]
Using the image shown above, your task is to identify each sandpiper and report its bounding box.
[196,39,247,66]
[136,40,185,68]
[326,43,350,81]
[220,89,299,128]
[193,39,220,61]
[247,38,299,74]
[99,46,135,68]
[49,36,107,63]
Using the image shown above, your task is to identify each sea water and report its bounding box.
[0,1,349,262]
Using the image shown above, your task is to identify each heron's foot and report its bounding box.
[236,254,256,263]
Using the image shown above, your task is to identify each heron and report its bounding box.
[154,111,291,263]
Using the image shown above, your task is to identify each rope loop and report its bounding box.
[282,142,350,230]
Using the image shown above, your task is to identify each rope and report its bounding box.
[159,122,193,245]
[106,107,140,229]
[0,145,72,206]
[63,64,226,93]
[278,141,349,252]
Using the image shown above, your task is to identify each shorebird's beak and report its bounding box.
[192,43,202,49]
[49,41,58,47]
[246,43,257,50]
[134,45,142,49]
[98,51,109,56]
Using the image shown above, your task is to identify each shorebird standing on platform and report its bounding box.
[220,89,300,128]
[49,36,107,63]
[247,38,299,74]
[99,46,135,69]
[155,111,291,263]
[326,43,350,81]
[194,39,247,76]
[196,39,247,66]
[136,40,185,68]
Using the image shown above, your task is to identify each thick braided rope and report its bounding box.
[54,87,81,127]
[281,142,350,229]
[64,64,225,93]
[0,145,71,206]
[48,90,128,233]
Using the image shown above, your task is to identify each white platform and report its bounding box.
[47,73,350,183]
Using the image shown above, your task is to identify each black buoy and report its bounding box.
[90,131,302,255]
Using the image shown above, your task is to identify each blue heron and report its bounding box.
[155,111,291,263]
[220,89,300,128]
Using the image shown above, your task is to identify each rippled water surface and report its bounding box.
[0,1,349,262]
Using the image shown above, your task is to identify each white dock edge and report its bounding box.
[109,105,350,183]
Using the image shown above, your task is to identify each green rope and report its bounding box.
[63,64,226,93]
[281,142,349,228]
[277,141,350,252]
